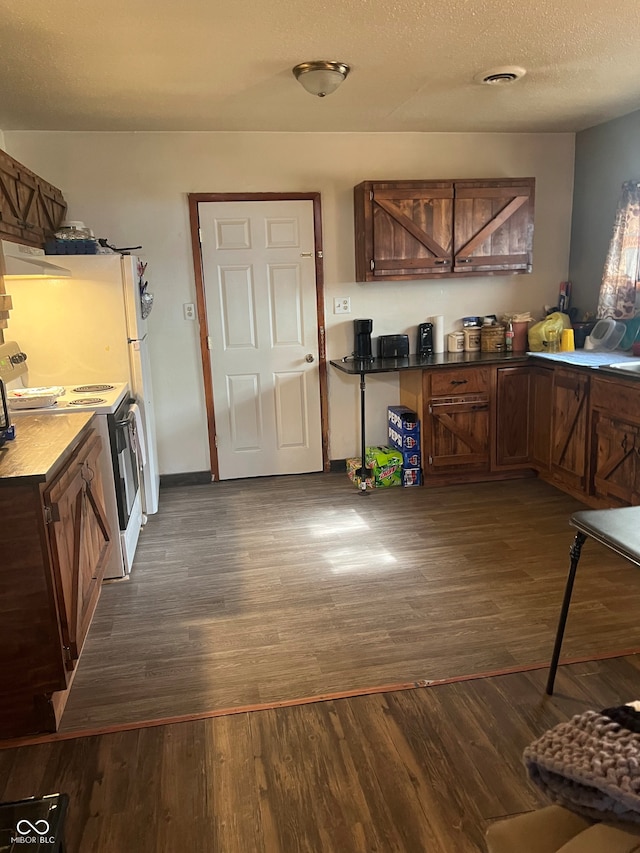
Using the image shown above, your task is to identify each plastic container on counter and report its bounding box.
[588,318,626,351]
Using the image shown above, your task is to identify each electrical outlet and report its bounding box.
[334,297,351,314]
[183,303,196,321]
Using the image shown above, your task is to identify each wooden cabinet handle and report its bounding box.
[622,434,629,453]
[450,379,468,386]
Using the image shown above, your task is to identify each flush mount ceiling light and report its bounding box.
[292,61,351,97]
[474,66,527,85]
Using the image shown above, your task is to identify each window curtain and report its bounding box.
[597,180,640,319]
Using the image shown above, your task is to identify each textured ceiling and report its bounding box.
[1,0,639,133]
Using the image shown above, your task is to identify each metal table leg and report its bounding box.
[358,371,368,493]
[545,530,587,695]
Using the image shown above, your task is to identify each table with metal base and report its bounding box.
[545,506,640,695]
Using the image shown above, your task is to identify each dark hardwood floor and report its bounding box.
[3,474,640,851]
[58,475,640,732]
[1,656,640,852]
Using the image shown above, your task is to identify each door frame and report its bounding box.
[188,192,329,480]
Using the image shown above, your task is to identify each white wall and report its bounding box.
[3,131,575,472]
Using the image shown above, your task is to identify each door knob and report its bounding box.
[305,353,315,363]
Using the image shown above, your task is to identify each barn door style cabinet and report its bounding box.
[0,148,66,247]
[549,368,590,494]
[590,376,640,506]
[354,178,535,281]
[0,417,112,738]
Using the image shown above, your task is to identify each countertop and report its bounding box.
[330,349,640,378]
[330,350,530,375]
[0,412,94,483]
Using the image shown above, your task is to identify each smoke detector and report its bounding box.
[474,66,527,85]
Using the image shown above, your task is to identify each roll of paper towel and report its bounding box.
[430,315,445,353]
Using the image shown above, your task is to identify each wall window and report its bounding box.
[597,180,640,319]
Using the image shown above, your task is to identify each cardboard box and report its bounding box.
[402,468,422,487]
[387,406,420,452]
[398,448,421,468]
[388,424,421,452]
[346,445,403,489]
[388,405,419,431]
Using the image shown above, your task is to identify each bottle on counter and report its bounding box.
[505,320,514,352]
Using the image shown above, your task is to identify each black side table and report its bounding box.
[546,506,640,695]
[0,793,69,852]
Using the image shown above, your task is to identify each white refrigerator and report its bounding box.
[6,254,160,515]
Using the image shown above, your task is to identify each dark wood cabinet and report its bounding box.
[592,416,640,506]
[550,369,590,493]
[453,180,534,274]
[400,362,534,483]
[354,178,534,281]
[396,358,640,506]
[44,430,112,667]
[590,375,640,507]
[529,365,553,471]
[494,366,531,468]
[426,367,491,473]
[0,148,66,247]
[0,420,112,737]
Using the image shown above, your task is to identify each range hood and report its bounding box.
[0,239,71,278]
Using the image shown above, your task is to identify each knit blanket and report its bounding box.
[523,702,640,823]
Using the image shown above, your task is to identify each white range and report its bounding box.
[0,346,143,579]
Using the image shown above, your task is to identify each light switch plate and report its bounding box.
[334,297,351,314]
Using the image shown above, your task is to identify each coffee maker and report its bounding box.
[417,322,434,356]
[353,318,374,361]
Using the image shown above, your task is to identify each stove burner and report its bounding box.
[72,384,114,393]
[67,398,106,406]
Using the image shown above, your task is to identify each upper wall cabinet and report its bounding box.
[0,149,67,247]
[354,178,535,281]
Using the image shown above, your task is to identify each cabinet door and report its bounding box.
[593,416,640,506]
[494,366,531,468]
[529,366,553,471]
[354,181,453,280]
[428,395,490,470]
[550,370,589,491]
[453,179,534,273]
[44,431,112,667]
[0,149,66,245]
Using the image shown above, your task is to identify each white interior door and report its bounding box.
[199,200,323,479]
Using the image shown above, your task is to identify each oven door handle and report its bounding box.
[116,414,134,429]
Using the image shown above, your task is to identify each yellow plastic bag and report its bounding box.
[527,312,572,352]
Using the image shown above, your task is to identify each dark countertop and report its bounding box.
[330,351,530,375]
[0,412,93,484]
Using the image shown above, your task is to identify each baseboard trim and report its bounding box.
[160,471,212,488]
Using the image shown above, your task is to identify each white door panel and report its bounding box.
[200,200,322,479]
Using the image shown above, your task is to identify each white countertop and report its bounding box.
[528,350,639,368]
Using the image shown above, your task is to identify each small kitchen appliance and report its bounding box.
[353,318,374,361]
[378,334,410,358]
[417,322,434,356]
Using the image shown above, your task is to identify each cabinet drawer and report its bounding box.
[430,367,491,396]
[591,376,640,423]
